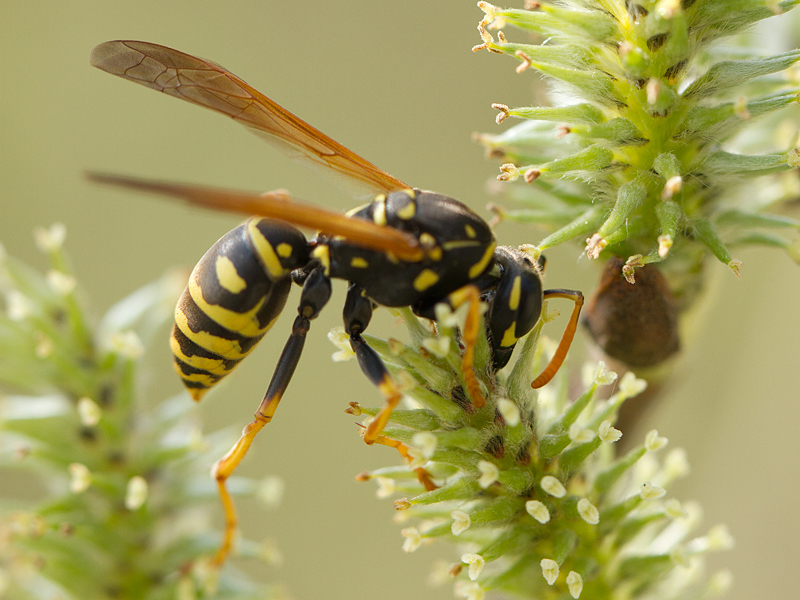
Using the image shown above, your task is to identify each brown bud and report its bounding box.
[583,256,679,367]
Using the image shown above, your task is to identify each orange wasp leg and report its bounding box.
[354,337,405,445]
[210,313,310,566]
[445,285,487,409]
[369,434,438,491]
[531,289,585,389]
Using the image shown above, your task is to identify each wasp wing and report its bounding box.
[87,172,424,262]
[90,40,409,197]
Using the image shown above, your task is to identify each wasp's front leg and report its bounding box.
[341,284,436,489]
[341,283,403,444]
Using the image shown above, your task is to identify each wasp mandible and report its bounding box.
[88,40,584,566]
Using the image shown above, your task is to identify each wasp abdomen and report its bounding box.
[171,219,308,400]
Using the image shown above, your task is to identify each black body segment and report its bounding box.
[484,247,544,369]
[325,190,497,307]
[170,218,308,399]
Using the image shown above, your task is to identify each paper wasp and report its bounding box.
[88,40,584,566]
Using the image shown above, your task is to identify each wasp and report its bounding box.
[88,40,584,566]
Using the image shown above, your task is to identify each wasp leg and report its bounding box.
[369,433,438,491]
[531,289,584,389]
[340,284,404,444]
[211,267,331,566]
[443,285,486,409]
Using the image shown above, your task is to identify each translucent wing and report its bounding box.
[90,40,409,196]
[86,172,424,262]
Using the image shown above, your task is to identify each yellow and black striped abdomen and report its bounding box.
[171,218,309,400]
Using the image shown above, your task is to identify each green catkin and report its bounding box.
[351,306,730,600]
[0,227,282,599]
[346,2,800,598]
[476,0,800,282]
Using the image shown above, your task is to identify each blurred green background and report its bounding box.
[2,2,799,599]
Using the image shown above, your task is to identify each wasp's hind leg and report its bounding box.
[211,266,331,566]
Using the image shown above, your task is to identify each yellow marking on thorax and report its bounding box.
[312,245,331,275]
[350,257,369,268]
[215,255,247,294]
[373,197,387,226]
[468,243,496,279]
[464,224,477,238]
[418,232,443,261]
[413,268,440,292]
[345,202,371,217]
[247,220,289,281]
[276,243,293,258]
[403,188,417,199]
[508,276,522,311]
[396,201,416,220]
[500,322,519,347]
[442,239,481,251]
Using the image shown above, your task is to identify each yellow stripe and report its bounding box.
[442,240,481,251]
[172,360,217,387]
[215,255,247,294]
[175,305,250,359]
[469,243,496,279]
[413,269,440,292]
[350,256,369,268]
[500,322,518,347]
[508,276,522,311]
[464,224,477,238]
[373,199,387,226]
[247,219,289,280]
[189,278,268,338]
[345,202,370,217]
[170,335,237,376]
